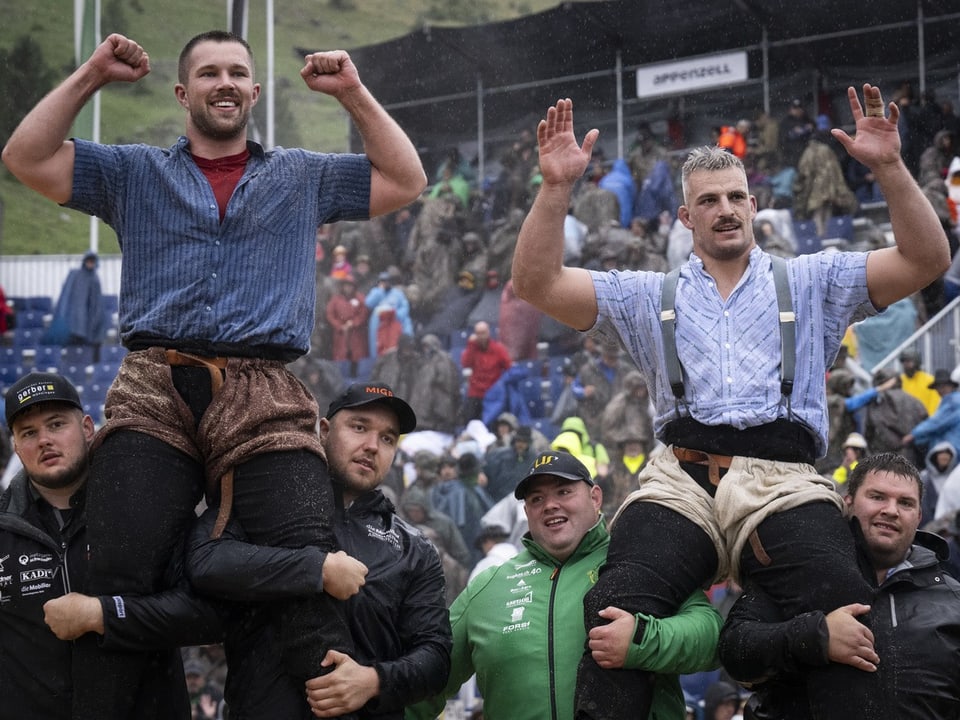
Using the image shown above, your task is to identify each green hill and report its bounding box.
[0,0,557,255]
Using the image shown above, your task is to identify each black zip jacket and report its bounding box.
[719,527,960,720]
[188,487,452,719]
[0,472,222,720]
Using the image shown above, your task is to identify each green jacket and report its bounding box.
[406,519,720,720]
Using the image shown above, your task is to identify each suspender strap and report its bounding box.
[658,255,796,410]
[770,256,796,399]
[660,267,684,401]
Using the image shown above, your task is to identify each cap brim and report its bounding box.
[514,472,593,499]
[339,396,417,434]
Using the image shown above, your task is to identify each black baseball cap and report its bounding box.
[514,451,596,499]
[5,372,83,428]
[325,382,417,434]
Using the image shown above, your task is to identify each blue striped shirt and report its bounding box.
[66,137,371,357]
[590,247,876,457]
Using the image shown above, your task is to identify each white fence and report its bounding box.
[0,254,122,305]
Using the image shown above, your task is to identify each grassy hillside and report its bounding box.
[0,0,558,255]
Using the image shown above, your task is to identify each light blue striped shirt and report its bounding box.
[590,247,876,457]
[66,137,371,358]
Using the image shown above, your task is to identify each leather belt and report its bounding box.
[673,446,733,487]
[164,349,233,539]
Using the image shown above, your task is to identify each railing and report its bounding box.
[869,295,960,376]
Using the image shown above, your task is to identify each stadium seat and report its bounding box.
[61,345,96,367]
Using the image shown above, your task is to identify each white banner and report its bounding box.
[636,51,748,98]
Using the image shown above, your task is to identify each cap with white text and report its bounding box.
[5,372,83,428]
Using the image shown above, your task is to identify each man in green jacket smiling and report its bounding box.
[407,451,720,720]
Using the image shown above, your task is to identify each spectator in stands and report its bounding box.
[430,452,494,565]
[460,231,489,281]
[369,333,419,399]
[483,424,536,502]
[601,436,649,520]
[0,284,14,334]
[465,269,504,329]
[846,157,885,204]
[498,278,543,361]
[597,158,636,229]
[420,269,482,347]
[429,156,471,209]
[752,111,781,169]
[366,269,413,355]
[899,348,942,416]
[572,337,635,446]
[920,441,957,522]
[45,251,107,358]
[468,523,517,582]
[820,368,860,474]
[904,366,960,457]
[778,98,814,169]
[792,120,859,238]
[862,367,928,464]
[460,321,512,424]
[918,129,955,187]
[717,119,750,159]
[413,334,463,434]
[352,254,377,295]
[851,296,918,373]
[831,431,868,487]
[326,274,369,377]
[328,244,353,280]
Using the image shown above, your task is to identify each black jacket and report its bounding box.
[0,472,221,720]
[719,528,960,720]
[188,487,452,719]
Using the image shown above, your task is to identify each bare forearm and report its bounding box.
[877,159,950,271]
[513,181,597,329]
[338,84,426,216]
[513,181,573,299]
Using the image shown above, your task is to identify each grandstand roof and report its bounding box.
[334,0,959,169]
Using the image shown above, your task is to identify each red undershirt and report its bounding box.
[192,149,250,222]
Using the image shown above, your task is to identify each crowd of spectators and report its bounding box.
[3,82,960,718]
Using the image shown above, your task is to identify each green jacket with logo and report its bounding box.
[406,519,720,720]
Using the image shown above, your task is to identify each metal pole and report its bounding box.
[89,0,101,254]
[917,0,926,96]
[616,50,623,160]
[476,74,484,186]
[266,0,275,149]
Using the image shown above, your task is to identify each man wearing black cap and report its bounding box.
[408,450,721,720]
[0,373,221,719]
[188,383,450,719]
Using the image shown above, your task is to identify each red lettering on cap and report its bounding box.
[365,386,393,397]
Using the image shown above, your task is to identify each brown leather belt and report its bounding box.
[164,349,233,538]
[673,446,733,487]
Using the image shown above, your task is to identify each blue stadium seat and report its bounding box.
[792,219,821,255]
[58,364,88,387]
[61,345,96,367]
[91,362,122,385]
[101,294,120,314]
[26,296,54,313]
[0,363,23,387]
[12,327,42,350]
[34,345,63,371]
[100,345,128,363]
[16,311,47,329]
